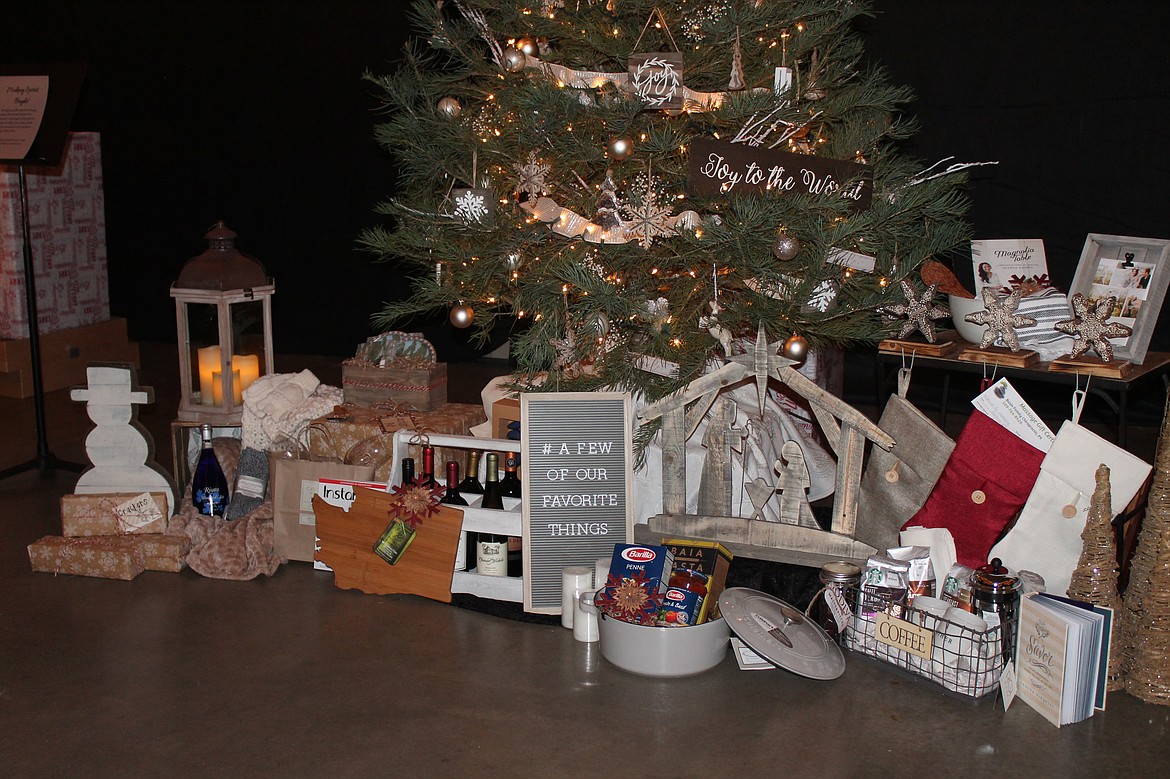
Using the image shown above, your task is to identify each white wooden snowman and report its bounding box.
[71,364,178,516]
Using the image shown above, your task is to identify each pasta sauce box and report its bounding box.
[662,538,733,620]
[658,586,705,627]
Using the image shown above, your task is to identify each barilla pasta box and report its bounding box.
[658,586,705,627]
[598,544,675,624]
[609,543,673,591]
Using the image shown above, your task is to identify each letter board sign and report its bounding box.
[522,392,634,614]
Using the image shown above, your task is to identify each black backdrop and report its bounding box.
[5,2,1169,358]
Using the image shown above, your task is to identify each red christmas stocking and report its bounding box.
[902,410,1044,568]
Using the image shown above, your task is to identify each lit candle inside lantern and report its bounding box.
[197,345,221,405]
[211,369,242,405]
[233,354,260,394]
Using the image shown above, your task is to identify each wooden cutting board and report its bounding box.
[313,487,462,602]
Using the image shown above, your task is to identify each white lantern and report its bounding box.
[170,222,274,425]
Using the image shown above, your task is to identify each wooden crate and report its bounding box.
[0,317,139,397]
[342,362,447,411]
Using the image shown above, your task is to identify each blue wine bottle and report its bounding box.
[192,424,229,517]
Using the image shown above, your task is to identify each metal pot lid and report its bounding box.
[718,587,845,680]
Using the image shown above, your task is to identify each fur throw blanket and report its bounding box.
[169,437,283,580]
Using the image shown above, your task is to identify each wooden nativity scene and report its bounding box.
[633,323,894,569]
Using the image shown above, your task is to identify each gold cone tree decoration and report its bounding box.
[1123,393,1170,705]
[1067,463,1125,691]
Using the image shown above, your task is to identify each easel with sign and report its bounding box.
[0,63,87,480]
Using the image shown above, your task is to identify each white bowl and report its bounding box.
[581,589,730,677]
[597,613,729,676]
[947,294,986,344]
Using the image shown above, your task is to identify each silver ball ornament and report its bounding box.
[504,252,523,272]
[783,333,809,362]
[515,37,539,57]
[608,136,635,160]
[437,96,462,119]
[587,312,611,338]
[449,304,475,329]
[502,47,527,73]
[772,233,801,261]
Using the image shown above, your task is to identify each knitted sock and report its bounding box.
[226,447,269,519]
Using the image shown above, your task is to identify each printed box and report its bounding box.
[662,538,733,621]
[0,132,110,339]
[60,492,170,537]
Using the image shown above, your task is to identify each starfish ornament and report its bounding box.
[1054,293,1133,362]
[964,287,1037,351]
[880,280,950,342]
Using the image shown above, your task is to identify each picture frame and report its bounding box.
[1069,233,1170,364]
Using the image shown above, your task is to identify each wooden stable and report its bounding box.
[636,326,893,568]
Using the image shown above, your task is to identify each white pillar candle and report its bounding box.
[573,591,599,643]
[561,565,594,629]
[211,369,242,405]
[594,557,611,590]
[197,345,221,405]
[233,353,261,394]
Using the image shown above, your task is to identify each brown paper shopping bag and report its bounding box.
[270,457,376,562]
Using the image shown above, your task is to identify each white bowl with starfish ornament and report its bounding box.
[580,590,730,676]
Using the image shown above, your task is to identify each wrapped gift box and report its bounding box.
[28,535,145,580]
[60,492,170,537]
[341,361,447,411]
[28,533,191,578]
[308,402,487,482]
[1,132,110,339]
[124,534,191,573]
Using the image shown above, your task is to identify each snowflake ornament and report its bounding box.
[621,174,677,249]
[387,479,445,529]
[963,287,1038,351]
[452,189,489,223]
[594,572,664,625]
[880,280,950,342]
[804,279,839,313]
[514,152,551,201]
[1054,293,1133,362]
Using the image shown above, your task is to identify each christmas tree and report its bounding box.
[362,0,971,403]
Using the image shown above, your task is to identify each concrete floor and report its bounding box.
[3,345,1170,776]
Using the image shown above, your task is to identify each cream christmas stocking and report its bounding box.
[989,392,1151,596]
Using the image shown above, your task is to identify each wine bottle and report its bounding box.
[419,445,438,488]
[476,531,508,577]
[192,424,229,517]
[400,457,416,487]
[500,451,522,499]
[458,450,484,495]
[480,452,504,510]
[507,536,523,578]
[441,461,468,506]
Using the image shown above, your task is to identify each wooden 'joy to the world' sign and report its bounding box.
[522,392,634,614]
[686,136,872,211]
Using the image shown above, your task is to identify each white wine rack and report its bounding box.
[389,430,524,603]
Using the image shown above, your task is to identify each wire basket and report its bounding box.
[844,589,1015,700]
